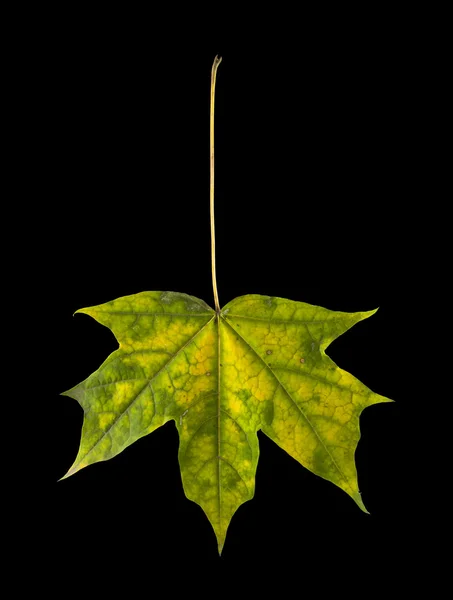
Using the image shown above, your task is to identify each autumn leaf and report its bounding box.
[62,290,391,553]
[61,56,392,553]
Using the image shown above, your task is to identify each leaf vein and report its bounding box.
[92,311,213,317]
[272,365,360,396]
[225,314,339,325]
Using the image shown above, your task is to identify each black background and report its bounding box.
[18,8,436,593]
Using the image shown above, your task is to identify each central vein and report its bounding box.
[216,313,222,528]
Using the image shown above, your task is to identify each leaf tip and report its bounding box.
[73,307,91,317]
[372,392,395,405]
[58,464,81,482]
[382,394,395,404]
[215,530,226,556]
[362,307,379,320]
[60,383,85,404]
[352,491,370,514]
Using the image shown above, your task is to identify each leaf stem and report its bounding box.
[210,55,222,313]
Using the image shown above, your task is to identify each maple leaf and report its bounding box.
[62,291,391,552]
[61,56,392,554]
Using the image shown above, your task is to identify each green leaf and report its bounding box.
[62,290,392,553]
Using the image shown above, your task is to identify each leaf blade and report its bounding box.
[62,291,392,550]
